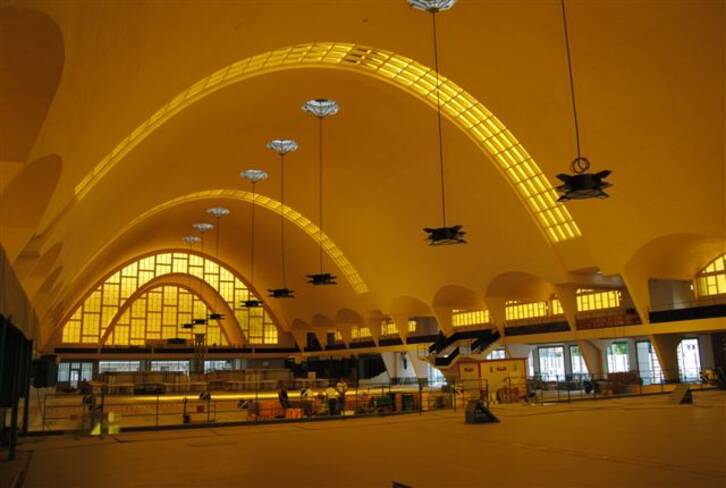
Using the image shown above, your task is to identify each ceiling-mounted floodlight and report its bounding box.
[240,168,268,308]
[242,299,262,308]
[409,0,456,12]
[208,313,224,320]
[303,98,339,286]
[555,0,612,202]
[410,0,467,246]
[556,158,612,201]
[306,273,337,286]
[193,318,207,325]
[267,138,298,299]
[268,288,296,298]
[422,225,466,245]
[182,323,195,329]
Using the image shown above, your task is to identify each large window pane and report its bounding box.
[607,342,630,373]
[538,346,565,381]
[635,341,662,385]
[569,345,588,378]
[677,338,701,382]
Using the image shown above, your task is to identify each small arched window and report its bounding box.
[695,253,726,297]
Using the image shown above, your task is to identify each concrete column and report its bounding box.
[649,334,682,382]
[392,314,410,341]
[433,307,454,336]
[291,330,307,351]
[621,270,651,325]
[554,284,578,330]
[338,326,352,346]
[381,352,397,379]
[367,320,381,346]
[483,297,506,336]
[577,339,604,377]
[408,354,431,380]
[506,343,533,360]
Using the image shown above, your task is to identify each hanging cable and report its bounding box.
[280,153,287,288]
[432,11,447,227]
[561,0,582,163]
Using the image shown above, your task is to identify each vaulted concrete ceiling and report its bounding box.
[1,1,724,337]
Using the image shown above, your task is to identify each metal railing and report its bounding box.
[30,380,457,434]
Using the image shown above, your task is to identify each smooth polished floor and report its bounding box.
[18,391,726,488]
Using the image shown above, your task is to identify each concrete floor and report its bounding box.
[17,391,726,487]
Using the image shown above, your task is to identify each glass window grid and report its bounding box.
[696,254,726,297]
[77,44,580,245]
[381,321,397,336]
[505,298,564,321]
[61,251,279,346]
[606,342,630,373]
[569,345,588,376]
[576,289,621,312]
[407,320,416,333]
[452,309,490,327]
[351,326,371,340]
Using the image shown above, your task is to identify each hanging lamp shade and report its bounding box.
[240,169,268,183]
[408,0,456,12]
[302,99,339,118]
[181,235,201,245]
[207,207,230,218]
[266,139,298,154]
[192,222,214,233]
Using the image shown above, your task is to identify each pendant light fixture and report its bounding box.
[302,99,339,285]
[240,169,268,307]
[410,0,466,246]
[266,139,298,298]
[206,207,230,320]
[555,0,612,202]
[181,235,201,329]
[191,222,214,325]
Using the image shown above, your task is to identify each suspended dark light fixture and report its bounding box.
[181,235,201,329]
[266,139,298,298]
[240,169,268,307]
[302,99,339,286]
[191,222,214,326]
[410,0,466,246]
[555,0,612,202]
[206,207,230,320]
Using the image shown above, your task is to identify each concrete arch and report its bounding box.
[51,249,282,349]
[68,43,580,245]
[0,155,63,260]
[432,284,486,310]
[622,232,726,323]
[485,271,554,302]
[624,233,725,281]
[432,284,487,335]
[65,190,367,295]
[335,308,366,344]
[99,273,245,346]
[389,295,434,339]
[0,7,64,163]
[290,318,313,350]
